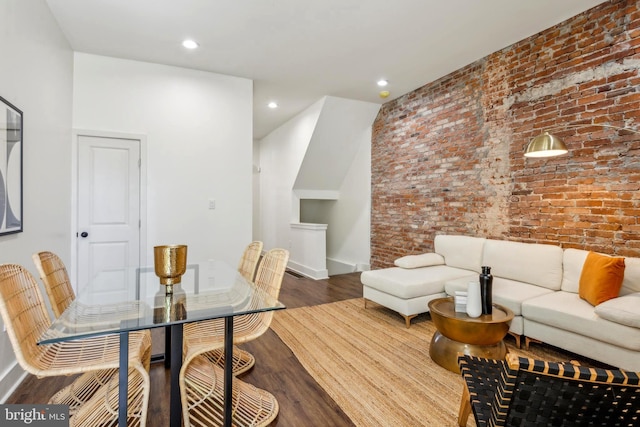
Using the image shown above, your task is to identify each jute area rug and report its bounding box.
[270,298,579,427]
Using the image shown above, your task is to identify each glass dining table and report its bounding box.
[38,259,285,427]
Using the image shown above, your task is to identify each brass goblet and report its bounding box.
[153,244,187,294]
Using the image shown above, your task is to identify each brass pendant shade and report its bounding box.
[524,132,568,158]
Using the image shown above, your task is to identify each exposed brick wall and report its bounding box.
[371,0,640,268]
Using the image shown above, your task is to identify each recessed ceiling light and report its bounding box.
[182,39,199,49]
[377,79,388,87]
[268,102,278,109]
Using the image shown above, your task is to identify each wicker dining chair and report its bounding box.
[182,248,289,368]
[32,250,153,420]
[457,353,640,427]
[185,247,288,377]
[210,241,264,375]
[179,248,289,426]
[0,263,151,426]
[180,354,279,427]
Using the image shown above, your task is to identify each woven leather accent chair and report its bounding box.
[457,353,640,427]
[0,263,151,426]
[183,247,289,376]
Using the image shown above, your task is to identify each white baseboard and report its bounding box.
[326,258,356,275]
[287,260,328,280]
[0,361,26,403]
[327,258,370,276]
[356,263,371,271]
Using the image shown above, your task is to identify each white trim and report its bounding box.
[293,189,340,200]
[327,258,355,275]
[0,361,27,404]
[287,260,329,280]
[290,222,328,231]
[326,258,370,275]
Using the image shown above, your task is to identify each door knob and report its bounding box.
[80,231,89,238]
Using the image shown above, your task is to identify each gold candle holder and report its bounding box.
[154,244,187,293]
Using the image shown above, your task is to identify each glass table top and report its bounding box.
[38,259,285,344]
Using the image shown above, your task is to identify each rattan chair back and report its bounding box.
[237,241,263,282]
[32,251,75,318]
[231,247,289,341]
[458,353,640,427]
[0,263,53,370]
[228,247,289,338]
[253,247,289,298]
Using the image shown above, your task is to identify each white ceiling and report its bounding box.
[45,0,606,139]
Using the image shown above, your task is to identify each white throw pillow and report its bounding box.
[394,253,445,269]
[595,293,640,328]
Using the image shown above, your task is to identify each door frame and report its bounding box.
[70,129,148,290]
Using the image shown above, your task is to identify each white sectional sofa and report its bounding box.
[360,234,640,371]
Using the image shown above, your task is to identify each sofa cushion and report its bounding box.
[563,249,640,296]
[394,253,445,269]
[435,235,485,273]
[621,256,640,295]
[522,291,640,351]
[579,251,625,306]
[482,239,563,290]
[361,265,473,299]
[561,248,588,293]
[445,276,553,316]
[595,293,640,328]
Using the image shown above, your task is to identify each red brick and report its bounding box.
[370,0,640,267]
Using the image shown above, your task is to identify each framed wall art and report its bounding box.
[0,96,22,235]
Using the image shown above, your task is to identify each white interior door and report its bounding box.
[76,135,141,303]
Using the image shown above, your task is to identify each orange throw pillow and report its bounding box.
[579,251,625,306]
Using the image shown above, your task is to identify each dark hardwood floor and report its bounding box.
[7,271,363,426]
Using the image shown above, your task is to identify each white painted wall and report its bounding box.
[258,96,377,275]
[258,98,324,251]
[301,126,373,274]
[330,128,373,271]
[294,96,378,191]
[0,15,253,400]
[252,139,261,239]
[72,53,253,267]
[0,0,74,401]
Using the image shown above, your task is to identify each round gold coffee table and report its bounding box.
[428,297,514,373]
